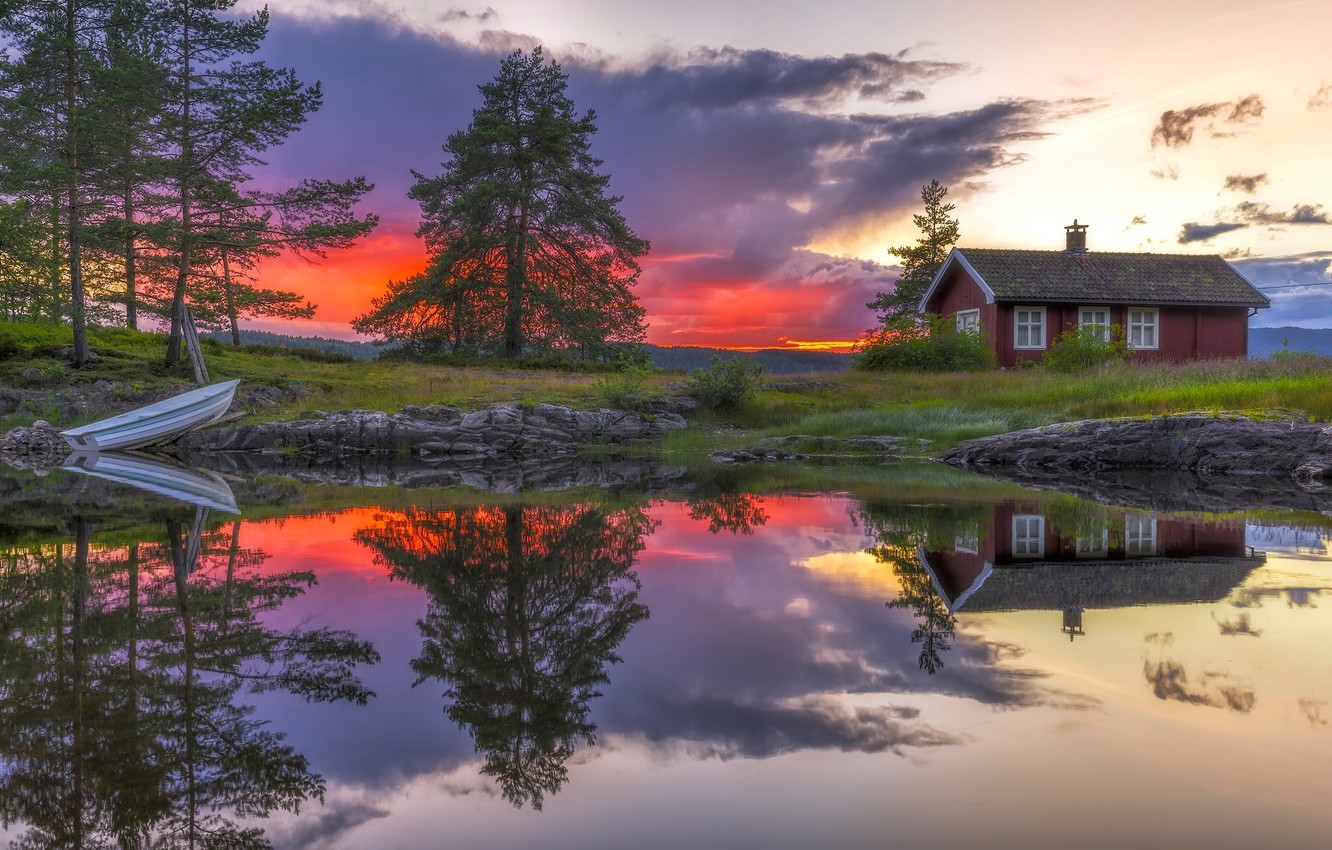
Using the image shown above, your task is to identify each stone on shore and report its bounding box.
[940,413,1332,483]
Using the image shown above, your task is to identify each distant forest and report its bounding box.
[206,331,855,373]
[212,327,1322,367]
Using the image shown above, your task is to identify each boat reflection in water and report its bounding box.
[60,450,239,514]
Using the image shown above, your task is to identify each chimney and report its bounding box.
[1065,219,1088,253]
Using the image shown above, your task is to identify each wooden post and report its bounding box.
[182,306,210,384]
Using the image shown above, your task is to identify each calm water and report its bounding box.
[1,459,1329,849]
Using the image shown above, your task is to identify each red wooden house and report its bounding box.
[917,222,1270,367]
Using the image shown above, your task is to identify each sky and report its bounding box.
[231,0,1332,349]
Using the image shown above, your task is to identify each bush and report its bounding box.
[854,315,994,371]
[593,363,655,410]
[1043,324,1128,373]
[686,355,764,411]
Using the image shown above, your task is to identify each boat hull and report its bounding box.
[61,379,239,452]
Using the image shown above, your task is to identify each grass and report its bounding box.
[5,320,1332,450]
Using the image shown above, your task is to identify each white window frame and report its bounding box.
[1125,515,1157,557]
[1127,307,1159,350]
[1078,307,1111,342]
[1012,514,1045,558]
[1076,527,1109,558]
[1014,307,1046,350]
[956,309,980,334]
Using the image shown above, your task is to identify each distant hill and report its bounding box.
[1249,327,1332,358]
[205,330,384,361]
[203,332,856,373]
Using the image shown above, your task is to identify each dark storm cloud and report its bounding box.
[1223,173,1268,194]
[622,696,967,757]
[1150,94,1263,148]
[1178,221,1247,243]
[616,46,968,111]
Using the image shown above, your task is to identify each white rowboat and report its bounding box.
[61,379,239,452]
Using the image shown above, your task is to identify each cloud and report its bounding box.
[622,696,968,758]
[253,14,1080,346]
[1310,83,1332,110]
[1143,660,1255,712]
[1223,173,1268,194]
[438,6,498,24]
[1150,94,1264,148]
[269,800,391,849]
[1178,221,1247,243]
[1232,201,1331,226]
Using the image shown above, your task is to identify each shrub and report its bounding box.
[854,315,994,371]
[1043,324,1128,373]
[686,355,764,411]
[593,363,654,410]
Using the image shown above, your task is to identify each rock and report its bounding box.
[710,448,807,464]
[177,401,686,461]
[0,425,71,468]
[941,413,1332,483]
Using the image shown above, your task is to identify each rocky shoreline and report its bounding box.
[939,413,1332,482]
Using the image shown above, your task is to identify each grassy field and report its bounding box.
[4,321,1332,452]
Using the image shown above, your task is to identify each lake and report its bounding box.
[0,457,1328,849]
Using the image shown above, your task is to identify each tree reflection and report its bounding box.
[860,502,981,675]
[357,503,654,809]
[0,512,378,848]
[687,491,769,535]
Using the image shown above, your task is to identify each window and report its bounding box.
[956,309,980,334]
[1127,308,1158,349]
[1125,515,1157,556]
[1078,307,1110,342]
[1014,307,1046,349]
[1013,515,1044,558]
[1076,527,1108,558]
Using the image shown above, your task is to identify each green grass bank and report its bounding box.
[4,321,1332,454]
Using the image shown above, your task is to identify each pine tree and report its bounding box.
[355,48,648,360]
[867,180,960,328]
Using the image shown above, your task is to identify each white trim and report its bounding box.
[917,249,996,313]
[1013,306,1046,350]
[1077,306,1111,342]
[1127,307,1159,350]
[955,308,980,333]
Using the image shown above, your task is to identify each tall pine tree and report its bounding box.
[355,48,648,360]
[867,179,960,329]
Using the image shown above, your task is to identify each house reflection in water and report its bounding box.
[918,501,1265,635]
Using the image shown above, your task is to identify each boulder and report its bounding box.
[941,413,1332,483]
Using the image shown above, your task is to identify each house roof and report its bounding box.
[922,248,1271,310]
[920,553,1265,613]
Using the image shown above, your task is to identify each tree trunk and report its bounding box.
[222,246,240,345]
[65,0,89,367]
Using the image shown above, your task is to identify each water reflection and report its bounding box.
[354,503,654,809]
[0,511,378,848]
[862,496,1266,672]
